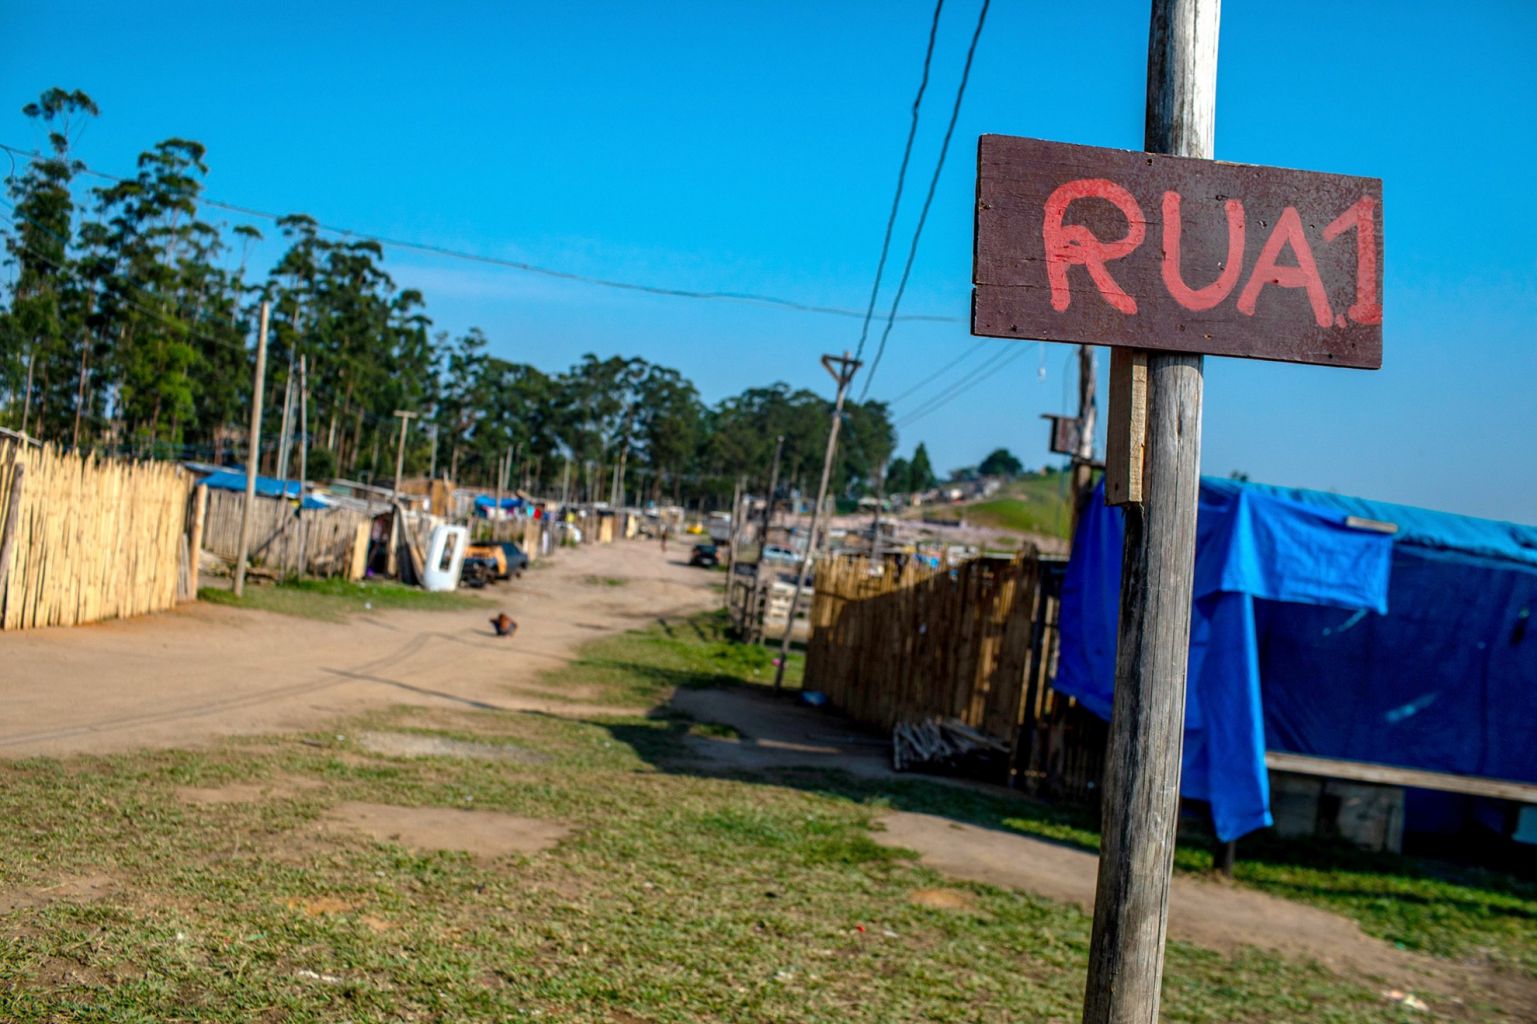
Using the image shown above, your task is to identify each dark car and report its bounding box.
[688,543,720,568]
[497,541,530,577]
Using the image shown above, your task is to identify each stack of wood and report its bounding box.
[891,717,1010,774]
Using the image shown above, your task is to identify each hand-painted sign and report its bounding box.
[973,135,1383,368]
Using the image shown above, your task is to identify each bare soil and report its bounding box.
[321,801,570,859]
[0,542,714,758]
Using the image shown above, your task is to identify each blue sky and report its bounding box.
[4,1,1535,521]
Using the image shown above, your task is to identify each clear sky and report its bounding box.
[3,1,1534,521]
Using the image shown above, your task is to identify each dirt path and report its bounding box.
[0,541,715,758]
[674,685,1536,1018]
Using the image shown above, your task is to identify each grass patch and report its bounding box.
[198,577,488,621]
[581,574,628,587]
[0,609,1531,1022]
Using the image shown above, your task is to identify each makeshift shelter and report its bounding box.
[198,469,326,509]
[1055,479,1537,843]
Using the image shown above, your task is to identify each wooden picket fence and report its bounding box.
[0,440,194,630]
[199,488,373,578]
[805,551,1104,795]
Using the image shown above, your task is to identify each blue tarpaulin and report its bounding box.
[1057,478,1537,842]
[474,495,525,515]
[1055,480,1395,841]
[201,469,327,509]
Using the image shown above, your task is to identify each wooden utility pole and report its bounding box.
[1070,344,1098,530]
[750,434,785,643]
[391,410,417,500]
[296,354,309,573]
[1081,3,1218,1023]
[276,355,295,483]
[724,475,743,611]
[233,301,270,598]
[775,353,860,690]
[870,462,886,558]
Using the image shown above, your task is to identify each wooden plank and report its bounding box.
[1104,348,1149,506]
[1266,752,1537,804]
[974,135,1383,369]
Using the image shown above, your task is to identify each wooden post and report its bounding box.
[1081,3,1218,1023]
[725,475,743,611]
[1070,344,1098,531]
[296,354,309,573]
[187,483,208,587]
[391,410,416,500]
[233,301,270,598]
[0,463,26,601]
[751,434,785,644]
[775,353,860,690]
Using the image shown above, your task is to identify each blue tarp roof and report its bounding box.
[1055,478,1537,842]
[1201,477,1537,568]
[201,469,327,510]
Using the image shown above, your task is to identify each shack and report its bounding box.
[1056,478,1537,850]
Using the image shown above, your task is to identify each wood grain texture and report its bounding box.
[1265,752,1537,803]
[973,134,1382,369]
[1104,349,1149,506]
[0,441,193,630]
[1082,3,1217,1023]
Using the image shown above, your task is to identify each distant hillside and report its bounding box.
[911,468,1078,540]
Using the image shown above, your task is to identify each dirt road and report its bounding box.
[0,540,715,758]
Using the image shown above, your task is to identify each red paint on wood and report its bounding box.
[973,135,1383,368]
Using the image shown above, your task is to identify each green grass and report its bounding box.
[198,577,489,621]
[914,471,1079,540]
[581,574,628,587]
[0,610,1530,1022]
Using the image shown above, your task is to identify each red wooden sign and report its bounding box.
[973,135,1383,368]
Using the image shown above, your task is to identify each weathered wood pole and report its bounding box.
[724,475,743,611]
[296,354,309,573]
[750,434,785,643]
[233,301,270,598]
[1080,2,1218,1023]
[774,353,859,690]
[0,463,26,601]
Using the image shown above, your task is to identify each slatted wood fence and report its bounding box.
[199,488,373,578]
[806,551,1104,795]
[0,440,194,630]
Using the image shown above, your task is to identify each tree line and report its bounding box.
[0,89,900,505]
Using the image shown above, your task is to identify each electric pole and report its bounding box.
[1071,344,1098,531]
[750,434,785,643]
[1081,2,1217,1022]
[296,354,309,573]
[233,301,270,598]
[391,410,417,500]
[774,352,860,689]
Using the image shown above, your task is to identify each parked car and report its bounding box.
[761,544,801,565]
[497,541,530,577]
[689,543,720,568]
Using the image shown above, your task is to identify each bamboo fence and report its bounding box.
[0,440,194,630]
[805,550,1103,795]
[200,488,372,578]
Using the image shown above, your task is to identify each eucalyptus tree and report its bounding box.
[0,88,97,438]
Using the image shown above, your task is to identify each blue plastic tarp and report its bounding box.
[1055,481,1394,841]
[473,495,524,515]
[201,469,326,510]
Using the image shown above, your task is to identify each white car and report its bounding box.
[761,545,803,565]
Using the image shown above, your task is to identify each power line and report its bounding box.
[884,337,988,407]
[897,341,1027,428]
[860,0,990,399]
[852,0,946,366]
[0,141,960,326]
